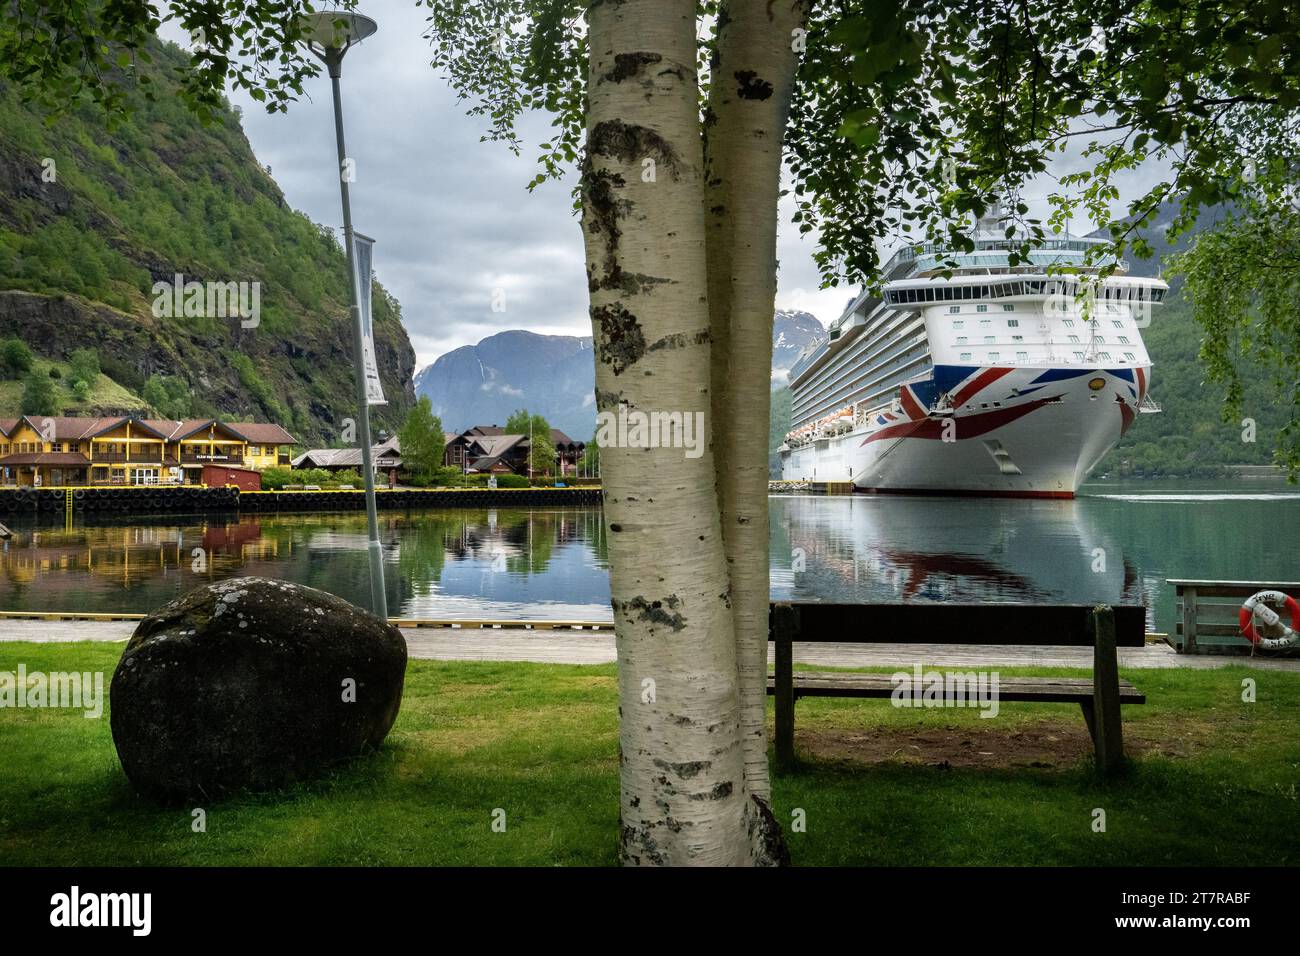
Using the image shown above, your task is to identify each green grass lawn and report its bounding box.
[2,641,1298,866]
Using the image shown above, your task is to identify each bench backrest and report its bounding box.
[768,602,1146,648]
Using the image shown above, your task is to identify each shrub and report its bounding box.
[329,469,363,487]
[68,347,101,387]
[20,369,59,415]
[495,473,529,489]
[260,466,294,490]
[1,338,34,379]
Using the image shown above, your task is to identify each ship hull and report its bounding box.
[780,366,1147,498]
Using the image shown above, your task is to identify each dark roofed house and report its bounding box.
[442,426,586,476]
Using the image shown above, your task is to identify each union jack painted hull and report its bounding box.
[780,364,1150,498]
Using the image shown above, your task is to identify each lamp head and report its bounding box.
[299,11,377,74]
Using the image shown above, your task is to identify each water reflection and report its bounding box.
[1,482,1296,635]
[0,508,611,621]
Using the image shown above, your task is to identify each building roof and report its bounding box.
[292,442,402,469]
[473,434,527,457]
[550,428,583,448]
[466,455,514,473]
[1,416,127,441]
[226,422,297,445]
[0,416,295,444]
[455,424,582,449]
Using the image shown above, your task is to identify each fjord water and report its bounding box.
[0,479,1295,636]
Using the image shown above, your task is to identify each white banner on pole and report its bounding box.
[352,231,387,406]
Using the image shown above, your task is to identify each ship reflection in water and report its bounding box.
[771,494,1148,621]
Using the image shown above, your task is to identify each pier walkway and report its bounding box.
[3,619,1299,671]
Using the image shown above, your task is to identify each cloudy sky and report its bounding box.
[169,4,1160,374]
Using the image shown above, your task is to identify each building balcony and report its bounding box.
[90,453,166,464]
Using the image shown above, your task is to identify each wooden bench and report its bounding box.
[767,602,1147,776]
[1171,579,1300,654]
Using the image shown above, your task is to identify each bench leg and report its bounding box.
[1091,606,1125,775]
[775,636,795,774]
[1079,699,1096,744]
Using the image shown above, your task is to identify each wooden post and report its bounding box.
[1180,585,1198,654]
[1090,605,1124,775]
[772,603,798,774]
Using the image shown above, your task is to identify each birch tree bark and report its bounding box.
[583,0,787,866]
[705,0,808,806]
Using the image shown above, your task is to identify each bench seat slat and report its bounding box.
[764,673,1145,705]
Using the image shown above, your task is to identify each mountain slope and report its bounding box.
[418,311,825,438]
[771,310,825,386]
[0,40,415,443]
[414,331,597,438]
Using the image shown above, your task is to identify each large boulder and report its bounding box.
[110,577,407,802]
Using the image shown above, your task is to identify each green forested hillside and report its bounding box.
[0,40,415,442]
[1095,288,1287,476]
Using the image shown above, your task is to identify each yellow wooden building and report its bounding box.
[0,416,296,487]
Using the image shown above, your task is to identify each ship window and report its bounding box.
[1112,320,1123,328]
[1119,336,1130,344]
[977,304,988,312]
[1007,319,1019,327]
[1096,336,1105,344]
[1016,351,1029,362]
[1063,318,1075,327]
[956,336,968,345]
[1068,334,1081,343]
[1003,304,1014,312]
[949,305,960,314]
[984,336,994,344]
[1125,352,1136,361]
[988,352,1000,362]
[980,319,991,328]
[1074,351,1085,360]
[953,320,964,328]
[1099,351,1112,360]
[1012,335,1024,342]
[959,352,972,361]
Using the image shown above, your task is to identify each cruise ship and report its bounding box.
[778,205,1167,498]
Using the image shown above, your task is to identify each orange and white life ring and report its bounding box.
[1238,590,1300,649]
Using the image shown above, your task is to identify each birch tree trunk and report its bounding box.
[583,0,761,866]
[705,0,807,805]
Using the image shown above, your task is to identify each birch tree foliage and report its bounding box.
[0,0,342,124]
[804,0,1300,468]
[794,0,1300,283]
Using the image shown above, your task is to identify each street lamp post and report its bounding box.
[301,11,386,620]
